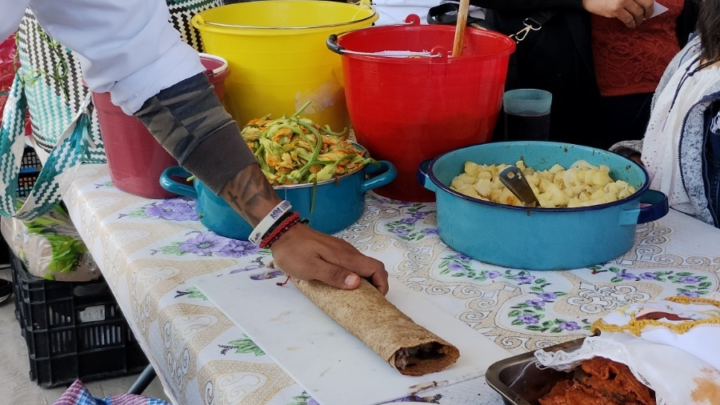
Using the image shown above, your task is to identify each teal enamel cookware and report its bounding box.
[161,160,396,240]
[418,141,668,270]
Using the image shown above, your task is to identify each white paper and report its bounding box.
[650,2,668,18]
[197,272,511,405]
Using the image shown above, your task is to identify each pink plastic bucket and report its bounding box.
[200,53,231,101]
[94,54,230,199]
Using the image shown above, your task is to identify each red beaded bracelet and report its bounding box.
[259,212,301,249]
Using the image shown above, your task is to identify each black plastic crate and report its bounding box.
[17,147,41,198]
[20,146,42,174]
[10,250,148,387]
[17,172,38,198]
[0,237,8,267]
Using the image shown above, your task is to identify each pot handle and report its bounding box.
[619,190,669,225]
[417,159,437,193]
[326,34,345,55]
[361,161,397,192]
[160,166,198,199]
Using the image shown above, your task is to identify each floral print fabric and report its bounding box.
[64,165,720,405]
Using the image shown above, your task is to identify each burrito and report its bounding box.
[293,278,460,376]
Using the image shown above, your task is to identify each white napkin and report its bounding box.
[535,297,720,405]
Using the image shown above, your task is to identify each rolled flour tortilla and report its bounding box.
[293,278,460,376]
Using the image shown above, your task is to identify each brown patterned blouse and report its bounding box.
[591,0,684,97]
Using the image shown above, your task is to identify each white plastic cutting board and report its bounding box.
[196,271,511,405]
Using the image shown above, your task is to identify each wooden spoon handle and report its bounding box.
[452,0,471,57]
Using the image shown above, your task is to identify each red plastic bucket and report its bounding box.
[94,54,230,199]
[331,17,515,201]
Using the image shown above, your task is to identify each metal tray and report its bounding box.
[485,338,585,405]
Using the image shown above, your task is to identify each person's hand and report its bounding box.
[270,224,390,295]
[582,0,654,28]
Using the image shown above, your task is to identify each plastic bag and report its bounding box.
[1,204,100,281]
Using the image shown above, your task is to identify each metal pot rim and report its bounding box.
[426,141,652,212]
[272,167,364,190]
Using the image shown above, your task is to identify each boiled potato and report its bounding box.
[449,159,637,208]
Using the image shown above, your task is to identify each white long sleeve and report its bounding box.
[5,0,204,114]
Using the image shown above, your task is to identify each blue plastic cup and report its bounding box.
[503,89,552,141]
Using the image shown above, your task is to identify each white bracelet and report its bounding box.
[248,200,293,245]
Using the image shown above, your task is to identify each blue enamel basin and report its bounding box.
[418,141,668,270]
[161,160,396,240]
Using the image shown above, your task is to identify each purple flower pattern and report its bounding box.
[145,199,197,221]
[506,274,581,333]
[250,270,284,280]
[179,233,223,255]
[519,314,539,324]
[615,270,638,281]
[447,262,465,272]
[229,258,266,274]
[559,321,581,331]
[537,292,557,301]
[590,266,712,297]
[154,231,272,258]
[526,299,545,307]
[124,198,198,221]
[678,290,701,298]
[456,254,472,262]
[383,203,436,241]
[217,240,259,258]
[514,274,536,284]
[437,254,585,334]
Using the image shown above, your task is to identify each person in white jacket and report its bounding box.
[0,0,389,294]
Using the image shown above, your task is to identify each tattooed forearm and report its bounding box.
[221,164,282,226]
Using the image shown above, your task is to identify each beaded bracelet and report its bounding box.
[259,210,292,239]
[260,212,301,249]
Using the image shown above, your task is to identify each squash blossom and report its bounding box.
[240,102,376,186]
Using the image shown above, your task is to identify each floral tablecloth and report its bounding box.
[64,164,720,405]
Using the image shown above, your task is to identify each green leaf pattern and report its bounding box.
[157,241,186,256]
[591,265,712,298]
[175,286,208,301]
[286,392,313,405]
[437,253,586,334]
[226,335,265,357]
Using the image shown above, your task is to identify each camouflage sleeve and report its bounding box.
[134,72,257,194]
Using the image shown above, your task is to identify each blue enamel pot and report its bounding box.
[418,141,669,270]
[160,160,396,240]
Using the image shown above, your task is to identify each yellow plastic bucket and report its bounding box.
[192,1,378,131]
